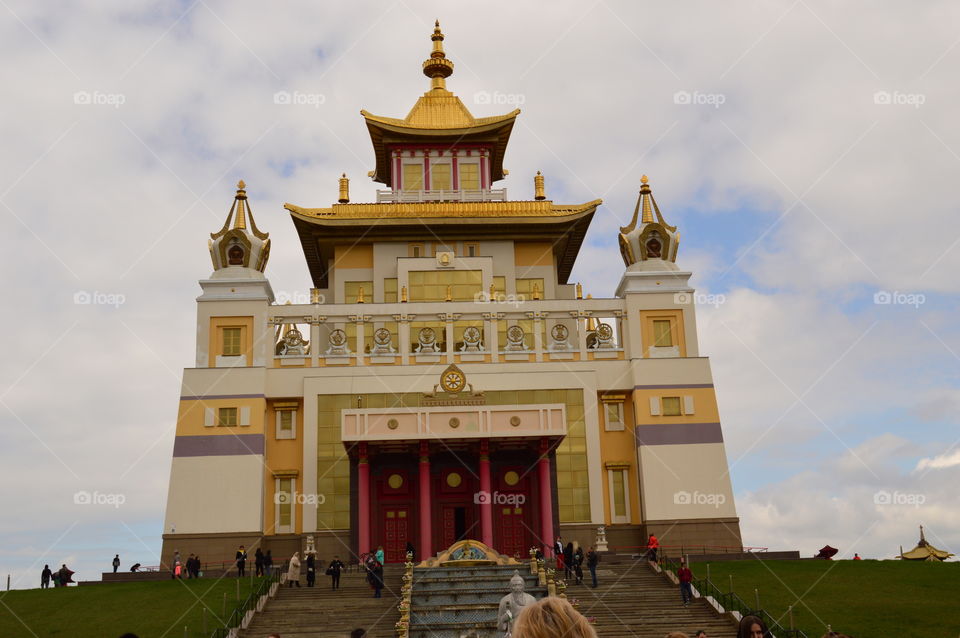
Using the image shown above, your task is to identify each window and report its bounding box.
[344,281,372,303]
[653,320,673,347]
[460,162,480,190]
[218,407,238,427]
[409,243,424,258]
[464,242,479,257]
[276,409,296,440]
[515,278,545,301]
[409,270,482,302]
[403,163,424,190]
[604,402,625,431]
[222,327,242,356]
[607,468,630,523]
[431,163,452,190]
[276,477,294,531]
[662,396,682,416]
[384,278,398,303]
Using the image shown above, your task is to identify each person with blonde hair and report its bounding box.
[511,596,597,638]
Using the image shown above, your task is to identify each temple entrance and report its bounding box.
[498,504,527,558]
[382,507,409,563]
[441,505,471,548]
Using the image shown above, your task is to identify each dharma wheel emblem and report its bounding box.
[329,328,347,346]
[440,363,466,393]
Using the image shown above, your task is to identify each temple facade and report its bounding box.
[161,23,741,565]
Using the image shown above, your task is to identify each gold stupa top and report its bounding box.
[618,175,680,267]
[361,21,519,185]
[209,180,270,272]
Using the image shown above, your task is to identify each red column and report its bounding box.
[479,440,494,548]
[538,438,555,557]
[419,441,433,561]
[358,443,371,556]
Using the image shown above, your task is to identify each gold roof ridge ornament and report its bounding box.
[617,174,680,267]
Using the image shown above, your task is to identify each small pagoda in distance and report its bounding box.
[898,525,955,561]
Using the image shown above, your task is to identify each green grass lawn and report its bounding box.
[694,559,959,638]
[0,576,268,638]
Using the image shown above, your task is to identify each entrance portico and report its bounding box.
[344,402,566,561]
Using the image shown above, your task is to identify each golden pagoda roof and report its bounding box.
[284,199,599,221]
[898,526,955,561]
[361,21,519,186]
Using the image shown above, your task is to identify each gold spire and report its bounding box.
[619,175,675,235]
[338,173,350,203]
[233,180,248,230]
[534,171,546,200]
[423,20,454,91]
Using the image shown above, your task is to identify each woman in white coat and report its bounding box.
[287,551,301,587]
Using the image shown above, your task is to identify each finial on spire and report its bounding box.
[423,20,454,90]
[237,179,246,191]
[534,171,546,200]
[339,173,350,203]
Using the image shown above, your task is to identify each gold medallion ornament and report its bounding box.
[440,363,466,393]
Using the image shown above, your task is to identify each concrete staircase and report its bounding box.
[409,564,547,638]
[237,565,403,638]
[576,555,736,638]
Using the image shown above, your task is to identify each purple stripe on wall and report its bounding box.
[635,422,724,446]
[173,434,265,457]
[179,394,266,401]
[634,384,714,390]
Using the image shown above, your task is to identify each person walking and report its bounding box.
[306,554,316,587]
[371,560,384,598]
[58,564,74,586]
[327,555,344,590]
[573,544,584,585]
[41,565,52,589]
[375,546,385,565]
[586,546,599,588]
[112,554,120,573]
[171,550,181,579]
[287,551,301,587]
[236,545,247,577]
[264,550,274,577]
[647,533,659,563]
[255,548,264,577]
[562,542,574,579]
[678,559,693,606]
[553,537,564,562]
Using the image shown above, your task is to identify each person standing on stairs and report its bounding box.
[287,551,301,587]
[254,548,264,577]
[573,544,584,585]
[375,545,385,565]
[647,533,659,563]
[306,553,316,587]
[236,545,247,577]
[677,559,693,606]
[371,559,384,598]
[327,555,344,590]
[586,546,599,588]
[563,542,574,579]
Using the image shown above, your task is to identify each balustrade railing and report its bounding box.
[376,188,507,203]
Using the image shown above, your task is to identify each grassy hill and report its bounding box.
[0,577,266,638]
[696,558,959,638]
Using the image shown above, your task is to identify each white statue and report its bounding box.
[596,525,608,552]
[304,534,316,557]
[497,570,536,636]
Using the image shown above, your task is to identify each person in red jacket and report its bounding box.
[677,559,693,606]
[647,533,659,563]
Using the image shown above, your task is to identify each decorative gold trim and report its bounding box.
[285,199,601,220]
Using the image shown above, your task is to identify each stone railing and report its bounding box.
[266,297,629,368]
[376,188,508,203]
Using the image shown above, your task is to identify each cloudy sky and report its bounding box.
[1,0,958,589]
